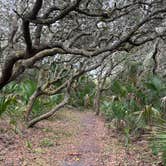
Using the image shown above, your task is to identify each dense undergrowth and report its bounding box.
[101,75,166,164]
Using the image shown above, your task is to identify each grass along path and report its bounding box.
[0,109,159,166]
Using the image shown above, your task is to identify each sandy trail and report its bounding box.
[62,112,107,166]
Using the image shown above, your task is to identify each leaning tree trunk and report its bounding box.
[27,94,69,128]
[25,87,42,121]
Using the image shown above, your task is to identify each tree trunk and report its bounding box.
[27,94,69,128]
[94,87,101,116]
[25,87,42,121]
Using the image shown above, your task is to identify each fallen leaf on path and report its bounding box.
[68,152,82,157]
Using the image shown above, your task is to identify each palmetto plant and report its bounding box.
[101,101,113,121]
[19,80,37,104]
[101,100,128,129]
[111,101,127,120]
[151,124,166,165]
[2,82,19,93]
[135,105,161,126]
[69,75,95,107]
[111,80,127,97]
[0,95,17,116]
[145,76,166,108]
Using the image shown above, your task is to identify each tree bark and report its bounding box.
[94,85,102,115]
[25,87,42,121]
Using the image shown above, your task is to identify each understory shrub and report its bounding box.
[150,124,166,165]
[101,75,166,137]
[69,75,95,108]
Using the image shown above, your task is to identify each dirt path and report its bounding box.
[62,112,106,166]
[0,109,158,166]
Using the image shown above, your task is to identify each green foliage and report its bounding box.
[31,94,64,118]
[144,76,166,108]
[111,101,127,121]
[101,75,166,138]
[2,82,19,93]
[19,80,37,104]
[150,124,166,165]
[40,138,54,147]
[0,78,67,120]
[69,75,95,108]
[111,80,127,97]
[145,76,163,92]
[135,105,161,126]
[0,95,17,116]
[49,94,64,106]
[102,100,130,131]
[101,101,113,121]
[31,98,45,117]
[1,80,38,118]
[25,140,33,149]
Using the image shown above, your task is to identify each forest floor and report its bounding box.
[0,109,160,166]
